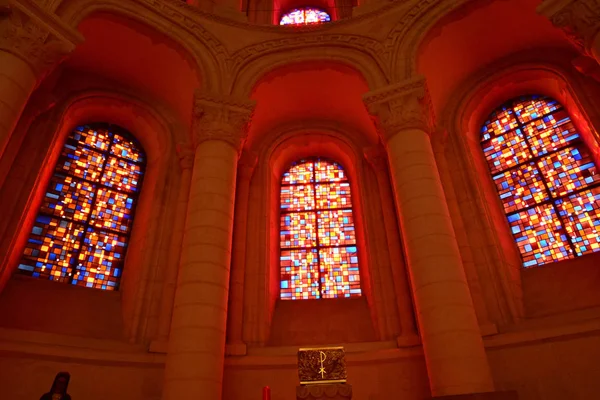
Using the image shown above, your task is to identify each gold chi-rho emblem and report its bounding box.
[297,346,347,385]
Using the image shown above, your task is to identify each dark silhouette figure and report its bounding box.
[40,372,71,400]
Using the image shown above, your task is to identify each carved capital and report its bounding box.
[0,1,80,77]
[192,90,256,154]
[176,143,195,171]
[363,76,434,143]
[538,0,600,54]
[363,146,388,171]
[296,384,353,400]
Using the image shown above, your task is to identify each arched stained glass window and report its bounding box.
[279,7,331,25]
[280,158,362,300]
[17,124,145,290]
[481,95,600,267]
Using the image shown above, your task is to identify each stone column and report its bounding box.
[0,0,80,160]
[363,77,495,398]
[226,150,257,356]
[156,144,195,342]
[163,92,255,400]
[538,0,600,71]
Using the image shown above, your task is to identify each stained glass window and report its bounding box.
[17,124,145,290]
[280,159,362,300]
[279,7,331,25]
[481,95,600,267]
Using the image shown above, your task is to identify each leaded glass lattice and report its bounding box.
[18,124,145,290]
[280,159,362,300]
[279,7,331,25]
[481,95,600,267]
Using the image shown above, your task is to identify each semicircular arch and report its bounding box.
[54,0,227,92]
[230,43,389,96]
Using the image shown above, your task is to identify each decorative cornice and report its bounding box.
[192,90,256,153]
[296,384,353,399]
[176,143,195,171]
[0,1,82,77]
[538,0,600,54]
[363,76,434,143]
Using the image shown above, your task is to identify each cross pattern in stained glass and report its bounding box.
[18,124,145,290]
[555,187,600,256]
[280,159,362,300]
[537,146,599,197]
[481,95,600,267]
[492,164,548,214]
[279,7,331,26]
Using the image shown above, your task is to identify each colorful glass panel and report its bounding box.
[481,106,519,141]
[280,184,315,211]
[319,246,361,299]
[481,128,531,173]
[18,124,145,290]
[280,159,362,300]
[280,249,320,300]
[280,212,317,248]
[555,187,600,256]
[279,7,331,26]
[481,95,600,267]
[492,164,548,213]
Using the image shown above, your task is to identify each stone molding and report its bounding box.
[176,143,195,171]
[192,90,256,153]
[238,149,258,178]
[0,0,81,77]
[363,146,388,171]
[296,384,353,400]
[538,0,600,54]
[363,76,434,143]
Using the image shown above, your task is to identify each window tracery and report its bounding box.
[481,95,600,267]
[280,158,362,300]
[17,124,145,290]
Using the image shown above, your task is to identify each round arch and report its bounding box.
[230,45,390,96]
[54,0,226,92]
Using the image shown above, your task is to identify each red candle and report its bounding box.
[263,386,271,400]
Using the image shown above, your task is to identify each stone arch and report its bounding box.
[0,86,186,343]
[437,50,600,328]
[54,0,227,92]
[386,0,475,81]
[230,42,390,96]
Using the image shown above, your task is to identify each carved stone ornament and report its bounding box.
[363,76,434,143]
[192,90,256,153]
[539,0,600,54]
[0,1,79,77]
[296,384,353,400]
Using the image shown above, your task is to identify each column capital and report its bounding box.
[538,0,600,54]
[176,143,195,171]
[192,90,256,154]
[363,76,435,143]
[0,1,82,77]
[363,146,388,171]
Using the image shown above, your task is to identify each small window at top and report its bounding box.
[280,7,331,25]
